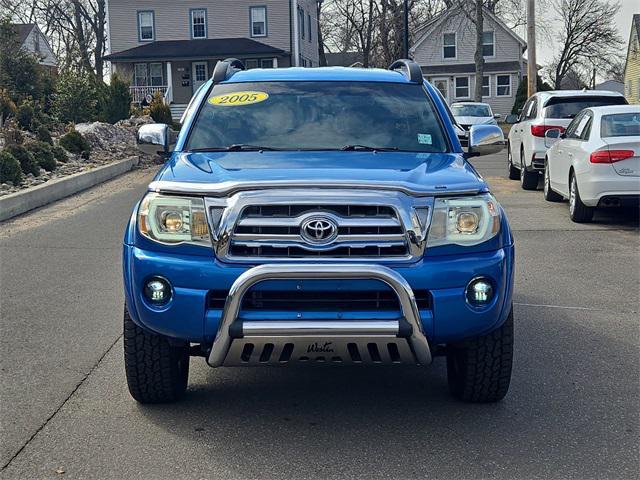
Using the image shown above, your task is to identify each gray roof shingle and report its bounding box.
[104,38,286,61]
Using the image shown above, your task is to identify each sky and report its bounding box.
[534,0,638,73]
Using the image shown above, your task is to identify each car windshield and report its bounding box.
[543,96,627,119]
[451,104,491,117]
[186,81,449,153]
[600,112,640,137]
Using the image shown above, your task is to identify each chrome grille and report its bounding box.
[228,204,409,258]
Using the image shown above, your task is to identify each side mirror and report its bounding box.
[545,128,562,139]
[493,113,501,119]
[504,114,518,124]
[137,123,177,157]
[466,124,505,158]
[544,128,563,148]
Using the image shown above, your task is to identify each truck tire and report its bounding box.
[543,160,563,202]
[124,305,189,403]
[507,145,519,180]
[569,173,594,223]
[446,307,513,403]
[520,148,538,190]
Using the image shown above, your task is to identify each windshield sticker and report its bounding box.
[209,91,269,107]
[417,133,432,145]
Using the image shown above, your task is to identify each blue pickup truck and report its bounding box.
[123,59,514,404]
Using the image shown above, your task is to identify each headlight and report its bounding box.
[138,193,210,246]
[427,193,501,247]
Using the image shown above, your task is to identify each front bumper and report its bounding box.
[123,244,515,355]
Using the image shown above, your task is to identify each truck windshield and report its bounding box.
[186,81,449,153]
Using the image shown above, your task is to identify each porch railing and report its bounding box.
[129,86,168,104]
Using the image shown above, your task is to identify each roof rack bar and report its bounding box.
[212,58,245,83]
[388,59,423,84]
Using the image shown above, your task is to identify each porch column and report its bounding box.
[273,57,278,68]
[166,61,173,104]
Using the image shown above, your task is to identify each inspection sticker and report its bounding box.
[209,91,269,107]
[417,133,432,145]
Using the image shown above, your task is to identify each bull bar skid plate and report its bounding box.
[207,264,433,367]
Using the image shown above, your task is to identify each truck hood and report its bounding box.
[150,151,487,197]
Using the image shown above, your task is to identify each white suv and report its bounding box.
[506,90,627,190]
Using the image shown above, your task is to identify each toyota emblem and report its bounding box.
[300,216,338,245]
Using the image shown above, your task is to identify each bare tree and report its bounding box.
[549,0,622,89]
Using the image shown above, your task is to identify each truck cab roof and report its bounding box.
[222,66,416,84]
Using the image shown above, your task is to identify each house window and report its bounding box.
[149,63,163,86]
[33,32,40,53]
[482,31,494,57]
[299,8,305,39]
[194,63,207,82]
[191,9,207,39]
[261,59,274,68]
[455,77,469,98]
[245,59,259,69]
[482,76,490,97]
[497,75,511,96]
[443,33,456,59]
[138,11,154,41]
[250,6,267,37]
[134,63,148,86]
[307,13,312,42]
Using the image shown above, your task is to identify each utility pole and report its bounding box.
[526,0,537,96]
[404,0,409,58]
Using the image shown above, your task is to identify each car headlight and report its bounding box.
[138,193,210,246]
[427,193,501,247]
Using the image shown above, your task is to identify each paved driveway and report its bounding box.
[1,154,638,479]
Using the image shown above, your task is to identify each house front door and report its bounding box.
[432,78,450,104]
[192,61,209,93]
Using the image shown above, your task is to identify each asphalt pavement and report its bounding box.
[1,154,638,480]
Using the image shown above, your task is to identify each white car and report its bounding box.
[451,102,499,146]
[543,105,640,222]
[506,90,627,190]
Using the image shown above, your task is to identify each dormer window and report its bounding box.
[482,31,494,57]
[138,11,154,41]
[191,9,207,39]
[443,33,456,59]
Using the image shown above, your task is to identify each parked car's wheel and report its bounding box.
[568,172,594,223]
[507,144,519,180]
[520,148,539,190]
[543,159,563,202]
[124,305,189,403]
[446,307,513,403]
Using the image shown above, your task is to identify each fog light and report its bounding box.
[144,277,172,305]
[466,278,494,306]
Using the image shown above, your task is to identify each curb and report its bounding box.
[0,156,139,222]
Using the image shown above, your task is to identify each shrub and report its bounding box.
[25,141,56,172]
[59,130,91,155]
[51,144,69,163]
[2,119,23,145]
[0,151,23,185]
[3,144,39,176]
[149,92,173,125]
[97,74,132,124]
[16,101,35,130]
[0,88,17,123]
[53,71,98,123]
[37,125,53,144]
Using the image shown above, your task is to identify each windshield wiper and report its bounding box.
[190,144,278,152]
[341,144,399,152]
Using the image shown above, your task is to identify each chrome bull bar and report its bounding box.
[207,264,432,367]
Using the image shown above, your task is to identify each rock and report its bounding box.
[116,115,154,129]
[75,122,135,151]
[0,183,10,190]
